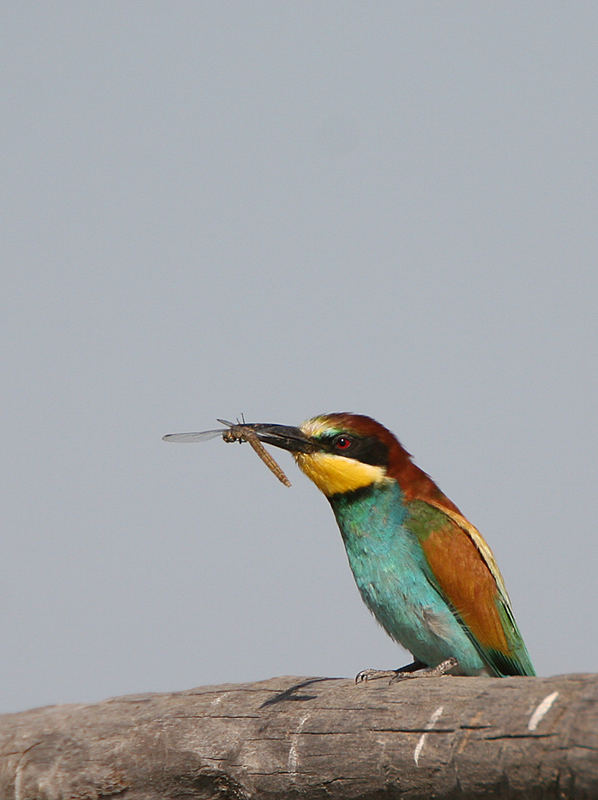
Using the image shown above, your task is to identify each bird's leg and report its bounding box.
[389,656,459,682]
[355,660,426,684]
[355,657,459,684]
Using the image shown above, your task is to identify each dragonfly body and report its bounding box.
[163,420,291,486]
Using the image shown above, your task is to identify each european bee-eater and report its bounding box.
[166,413,535,678]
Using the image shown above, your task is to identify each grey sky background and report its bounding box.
[3,4,597,714]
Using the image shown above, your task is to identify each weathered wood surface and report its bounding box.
[0,673,596,799]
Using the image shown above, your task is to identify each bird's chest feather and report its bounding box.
[330,485,430,615]
[328,483,471,663]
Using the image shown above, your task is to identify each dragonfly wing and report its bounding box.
[162,429,225,442]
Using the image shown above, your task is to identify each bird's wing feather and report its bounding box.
[407,499,535,676]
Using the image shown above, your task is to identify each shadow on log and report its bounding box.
[0,673,596,799]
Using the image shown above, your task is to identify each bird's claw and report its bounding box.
[355,668,397,684]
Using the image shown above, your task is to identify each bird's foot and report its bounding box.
[355,660,426,684]
[390,656,459,682]
[355,657,459,685]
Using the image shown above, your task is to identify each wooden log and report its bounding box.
[0,673,596,799]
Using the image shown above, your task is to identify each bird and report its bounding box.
[240,412,535,679]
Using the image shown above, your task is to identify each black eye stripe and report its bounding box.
[321,433,388,467]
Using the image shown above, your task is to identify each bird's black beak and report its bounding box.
[242,423,316,454]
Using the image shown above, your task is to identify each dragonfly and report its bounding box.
[163,418,292,487]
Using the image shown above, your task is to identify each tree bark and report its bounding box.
[0,673,596,799]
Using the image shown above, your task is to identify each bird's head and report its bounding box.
[253,412,455,507]
[259,413,395,496]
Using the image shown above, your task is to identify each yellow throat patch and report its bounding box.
[295,451,389,497]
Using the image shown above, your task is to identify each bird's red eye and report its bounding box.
[335,436,352,450]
